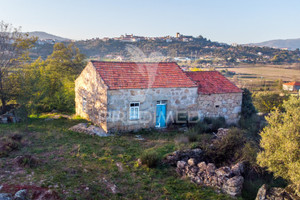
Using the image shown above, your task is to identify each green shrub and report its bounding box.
[211,117,226,132]
[141,151,159,168]
[186,132,198,142]
[197,134,214,148]
[241,88,257,119]
[0,138,21,157]
[205,127,245,166]
[239,114,264,139]
[238,141,259,166]
[194,121,210,134]
[174,135,189,145]
[203,117,213,124]
[15,155,39,168]
[252,91,288,113]
[193,117,227,134]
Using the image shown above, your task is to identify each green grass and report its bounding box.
[0,116,235,200]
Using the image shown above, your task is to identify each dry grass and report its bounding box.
[224,65,300,81]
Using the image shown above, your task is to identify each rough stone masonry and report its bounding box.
[176,159,244,197]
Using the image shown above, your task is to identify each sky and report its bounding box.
[0,0,300,44]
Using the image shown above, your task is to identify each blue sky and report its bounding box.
[0,0,299,44]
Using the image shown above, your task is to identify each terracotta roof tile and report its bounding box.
[91,61,197,89]
[185,71,242,94]
[283,81,300,86]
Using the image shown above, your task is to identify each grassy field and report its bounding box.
[225,65,300,81]
[0,116,235,200]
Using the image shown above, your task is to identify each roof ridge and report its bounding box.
[185,70,242,94]
[90,60,177,64]
[90,61,197,89]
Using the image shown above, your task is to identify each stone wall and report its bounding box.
[75,63,108,132]
[106,87,198,132]
[177,159,244,197]
[283,84,294,91]
[255,184,297,200]
[197,93,242,124]
[75,64,243,132]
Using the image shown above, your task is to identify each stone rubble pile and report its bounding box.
[215,128,230,139]
[69,123,110,137]
[0,110,21,124]
[0,186,60,200]
[163,148,203,166]
[176,159,244,197]
[255,184,297,200]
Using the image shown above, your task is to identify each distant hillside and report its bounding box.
[28,33,300,64]
[247,38,300,50]
[25,31,70,41]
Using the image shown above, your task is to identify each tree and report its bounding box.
[0,21,36,113]
[240,88,256,119]
[42,43,85,112]
[239,88,260,138]
[252,91,288,113]
[16,43,86,113]
[14,57,47,115]
[257,97,300,196]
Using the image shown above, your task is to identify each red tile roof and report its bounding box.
[283,81,300,86]
[91,61,197,89]
[185,71,242,94]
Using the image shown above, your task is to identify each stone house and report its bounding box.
[282,81,300,91]
[75,61,242,133]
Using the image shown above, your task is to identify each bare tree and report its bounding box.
[0,21,36,113]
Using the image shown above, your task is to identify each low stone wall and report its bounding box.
[176,159,244,197]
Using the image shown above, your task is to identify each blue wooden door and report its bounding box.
[156,104,166,127]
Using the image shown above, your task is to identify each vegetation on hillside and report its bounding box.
[0,21,36,114]
[30,35,300,65]
[15,43,85,114]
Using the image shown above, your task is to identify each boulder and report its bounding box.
[216,128,229,139]
[206,163,216,174]
[197,162,207,171]
[14,189,28,200]
[177,161,187,169]
[32,189,60,200]
[187,158,196,166]
[256,184,268,200]
[255,184,296,200]
[163,148,203,166]
[231,162,244,176]
[226,176,244,187]
[69,123,110,137]
[163,149,203,166]
[223,176,244,196]
[215,166,232,178]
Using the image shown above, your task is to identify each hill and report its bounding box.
[25,31,70,41]
[28,33,300,64]
[247,38,300,50]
